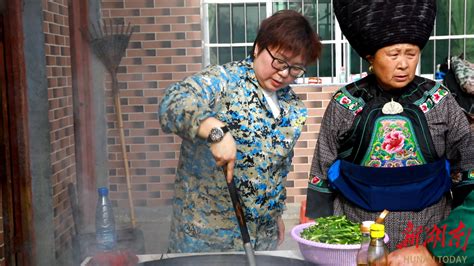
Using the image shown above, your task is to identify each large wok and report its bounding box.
[141,171,313,266]
[140,254,315,265]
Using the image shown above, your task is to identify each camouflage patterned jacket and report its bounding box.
[159,56,307,252]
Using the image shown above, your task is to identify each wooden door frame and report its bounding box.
[1,0,35,264]
[68,0,96,228]
[1,0,97,264]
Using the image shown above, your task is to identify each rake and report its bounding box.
[88,20,137,228]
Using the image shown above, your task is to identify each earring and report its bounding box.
[368,65,373,73]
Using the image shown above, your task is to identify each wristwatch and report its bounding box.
[207,126,229,143]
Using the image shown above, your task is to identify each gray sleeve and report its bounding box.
[306,99,355,218]
[310,99,355,180]
[426,93,474,173]
[443,95,474,173]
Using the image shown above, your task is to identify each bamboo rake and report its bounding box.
[88,21,137,228]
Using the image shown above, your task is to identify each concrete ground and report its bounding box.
[124,203,301,254]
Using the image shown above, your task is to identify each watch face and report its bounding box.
[209,127,224,142]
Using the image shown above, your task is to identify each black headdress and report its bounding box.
[333,0,436,58]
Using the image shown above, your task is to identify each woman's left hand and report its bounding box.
[388,245,441,266]
[277,216,285,246]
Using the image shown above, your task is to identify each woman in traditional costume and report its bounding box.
[306,0,474,250]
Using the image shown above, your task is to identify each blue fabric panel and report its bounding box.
[328,159,451,211]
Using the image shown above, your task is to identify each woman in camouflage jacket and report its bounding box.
[159,10,321,252]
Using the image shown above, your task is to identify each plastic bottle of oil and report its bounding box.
[367,223,389,266]
[356,221,375,266]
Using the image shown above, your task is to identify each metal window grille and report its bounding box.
[201,0,474,84]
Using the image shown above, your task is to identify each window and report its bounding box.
[201,1,266,68]
[421,0,474,75]
[201,0,474,84]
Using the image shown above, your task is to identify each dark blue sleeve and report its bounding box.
[305,183,335,218]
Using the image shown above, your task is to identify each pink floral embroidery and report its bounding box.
[382,130,405,153]
[433,92,441,102]
[340,96,351,105]
[396,120,407,127]
[311,176,320,184]
[420,103,428,113]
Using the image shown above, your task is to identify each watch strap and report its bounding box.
[221,125,229,134]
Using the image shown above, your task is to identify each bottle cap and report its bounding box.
[98,187,109,196]
[360,221,375,234]
[370,223,385,238]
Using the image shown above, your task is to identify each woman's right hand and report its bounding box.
[197,117,237,183]
[211,132,236,183]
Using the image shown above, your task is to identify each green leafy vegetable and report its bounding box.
[300,215,361,244]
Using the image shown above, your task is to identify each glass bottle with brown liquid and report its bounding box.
[356,221,375,266]
[367,223,389,266]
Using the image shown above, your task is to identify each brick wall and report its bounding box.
[42,0,76,259]
[289,85,338,203]
[100,0,336,211]
[101,0,203,209]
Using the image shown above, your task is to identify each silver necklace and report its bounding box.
[382,98,404,114]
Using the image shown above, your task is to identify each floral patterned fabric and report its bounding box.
[333,88,364,115]
[159,56,307,252]
[451,55,474,95]
[414,83,449,113]
[361,116,426,167]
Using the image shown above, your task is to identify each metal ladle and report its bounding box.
[224,169,257,266]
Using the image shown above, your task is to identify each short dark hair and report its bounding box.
[251,10,322,66]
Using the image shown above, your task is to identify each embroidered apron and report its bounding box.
[328,91,451,211]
